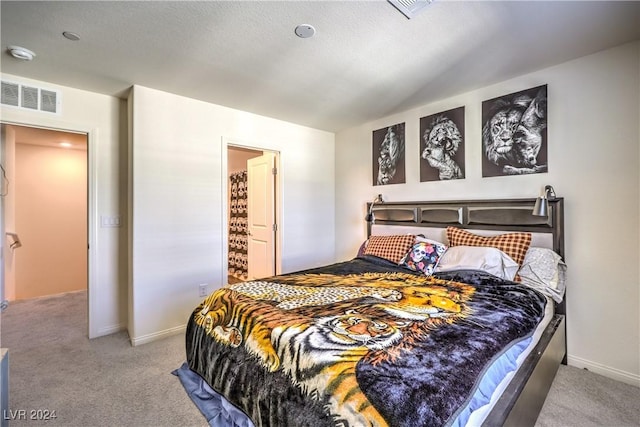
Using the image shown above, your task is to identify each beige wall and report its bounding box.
[128,85,335,345]
[335,41,640,386]
[15,143,86,299]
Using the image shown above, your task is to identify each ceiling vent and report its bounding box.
[388,0,433,19]
[1,80,61,114]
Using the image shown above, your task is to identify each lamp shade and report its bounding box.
[532,184,556,217]
[532,196,549,217]
[365,194,383,222]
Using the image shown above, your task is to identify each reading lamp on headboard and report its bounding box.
[532,185,557,217]
[365,194,384,223]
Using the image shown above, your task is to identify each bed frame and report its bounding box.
[366,197,566,427]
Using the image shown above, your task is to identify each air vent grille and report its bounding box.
[1,82,19,107]
[388,0,433,19]
[0,80,61,114]
[21,85,39,110]
[40,89,58,113]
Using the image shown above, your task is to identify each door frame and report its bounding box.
[1,119,97,338]
[221,137,281,286]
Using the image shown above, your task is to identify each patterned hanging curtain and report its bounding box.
[229,171,248,280]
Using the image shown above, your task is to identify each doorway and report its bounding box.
[1,124,88,303]
[227,145,279,282]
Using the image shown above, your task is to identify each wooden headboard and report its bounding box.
[366,198,565,259]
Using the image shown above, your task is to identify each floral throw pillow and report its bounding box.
[400,241,448,276]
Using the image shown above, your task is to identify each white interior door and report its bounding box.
[247,152,276,280]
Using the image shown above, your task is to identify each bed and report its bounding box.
[175,197,566,427]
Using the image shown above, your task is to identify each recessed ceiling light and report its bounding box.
[294,24,315,38]
[7,46,35,61]
[59,142,72,148]
[62,31,80,41]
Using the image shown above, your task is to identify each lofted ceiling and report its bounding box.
[1,1,639,133]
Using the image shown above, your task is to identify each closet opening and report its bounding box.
[227,145,279,283]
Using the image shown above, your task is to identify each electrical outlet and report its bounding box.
[198,284,208,297]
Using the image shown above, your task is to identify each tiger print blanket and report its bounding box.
[185,256,547,427]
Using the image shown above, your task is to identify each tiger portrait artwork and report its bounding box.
[373,123,406,186]
[190,272,475,427]
[481,84,548,177]
[420,106,465,182]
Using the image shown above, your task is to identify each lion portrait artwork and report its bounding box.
[482,85,548,177]
[420,106,465,181]
[373,123,406,186]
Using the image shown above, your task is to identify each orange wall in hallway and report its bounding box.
[15,143,87,299]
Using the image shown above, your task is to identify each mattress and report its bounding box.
[178,255,550,427]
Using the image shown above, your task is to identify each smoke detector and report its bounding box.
[294,24,315,38]
[7,46,36,61]
[62,31,81,41]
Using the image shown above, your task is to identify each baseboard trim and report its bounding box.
[96,323,125,337]
[568,355,640,387]
[130,324,186,347]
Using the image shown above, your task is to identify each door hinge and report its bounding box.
[272,224,278,232]
[272,167,277,175]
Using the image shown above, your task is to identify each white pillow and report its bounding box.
[415,234,447,246]
[434,246,519,281]
[517,247,567,303]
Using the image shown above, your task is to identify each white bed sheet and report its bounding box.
[459,295,554,426]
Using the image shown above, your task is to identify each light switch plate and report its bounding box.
[100,215,121,228]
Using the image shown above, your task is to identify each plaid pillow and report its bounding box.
[363,235,416,264]
[356,240,369,257]
[446,226,532,267]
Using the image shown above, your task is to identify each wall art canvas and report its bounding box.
[482,84,547,177]
[373,122,405,186]
[420,106,465,181]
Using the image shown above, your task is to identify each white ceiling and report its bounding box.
[1,1,639,132]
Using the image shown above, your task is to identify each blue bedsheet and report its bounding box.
[173,362,254,427]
